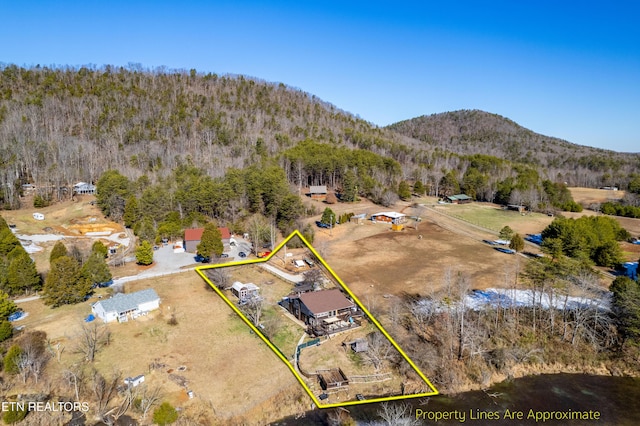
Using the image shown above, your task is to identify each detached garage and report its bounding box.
[92,288,160,323]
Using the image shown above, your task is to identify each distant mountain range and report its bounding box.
[387,109,638,177]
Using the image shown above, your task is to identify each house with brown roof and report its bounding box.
[184,227,231,253]
[285,289,359,336]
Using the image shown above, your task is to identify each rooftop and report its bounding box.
[94,288,159,314]
[299,289,354,315]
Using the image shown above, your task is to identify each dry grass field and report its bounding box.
[14,271,309,424]
[569,187,626,205]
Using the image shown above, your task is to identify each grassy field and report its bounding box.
[433,202,553,234]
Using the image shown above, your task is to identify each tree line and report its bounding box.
[97,161,306,244]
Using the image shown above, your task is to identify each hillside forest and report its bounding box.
[0,64,639,222]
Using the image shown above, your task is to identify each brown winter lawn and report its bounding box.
[17,271,308,424]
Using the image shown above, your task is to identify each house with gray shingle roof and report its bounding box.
[92,288,160,323]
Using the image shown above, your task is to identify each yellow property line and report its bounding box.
[195,230,439,408]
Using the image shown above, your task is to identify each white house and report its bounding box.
[124,375,145,387]
[92,288,160,323]
[73,182,97,195]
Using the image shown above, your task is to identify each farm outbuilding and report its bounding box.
[124,375,145,387]
[91,288,160,323]
[445,194,472,204]
[308,185,328,201]
[230,282,260,301]
[370,212,406,224]
[184,227,232,253]
[318,368,349,390]
[347,338,368,353]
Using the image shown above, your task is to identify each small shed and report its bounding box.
[318,368,349,390]
[308,186,328,201]
[347,338,368,353]
[124,375,145,387]
[350,213,367,225]
[230,282,260,301]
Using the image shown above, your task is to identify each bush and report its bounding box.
[2,405,28,424]
[0,319,13,342]
[153,402,178,425]
[33,194,50,208]
[3,345,22,374]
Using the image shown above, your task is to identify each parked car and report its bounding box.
[315,221,330,229]
[93,279,114,288]
[194,254,210,263]
[304,258,315,267]
[238,252,247,258]
[220,253,229,258]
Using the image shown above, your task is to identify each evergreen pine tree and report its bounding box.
[398,180,412,200]
[81,253,112,286]
[123,195,141,228]
[91,240,109,258]
[7,250,41,295]
[196,223,223,259]
[509,233,525,252]
[43,256,91,307]
[50,241,68,264]
[135,241,154,265]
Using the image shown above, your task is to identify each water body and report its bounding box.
[275,374,640,425]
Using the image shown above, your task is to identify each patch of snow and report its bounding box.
[16,233,65,242]
[416,288,611,314]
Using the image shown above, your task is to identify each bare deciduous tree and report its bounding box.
[75,322,111,362]
[377,401,418,426]
[90,368,123,425]
[206,268,230,290]
[364,332,395,372]
[134,384,163,421]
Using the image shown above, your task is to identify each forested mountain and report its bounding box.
[0,64,638,218]
[0,64,414,209]
[388,110,640,187]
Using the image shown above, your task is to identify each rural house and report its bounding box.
[230,282,260,301]
[308,185,328,201]
[91,288,160,323]
[370,212,406,224]
[184,227,232,253]
[285,289,359,336]
[73,182,96,195]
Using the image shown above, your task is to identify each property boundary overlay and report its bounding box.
[195,229,439,409]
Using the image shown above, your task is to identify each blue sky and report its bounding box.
[2,1,639,152]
